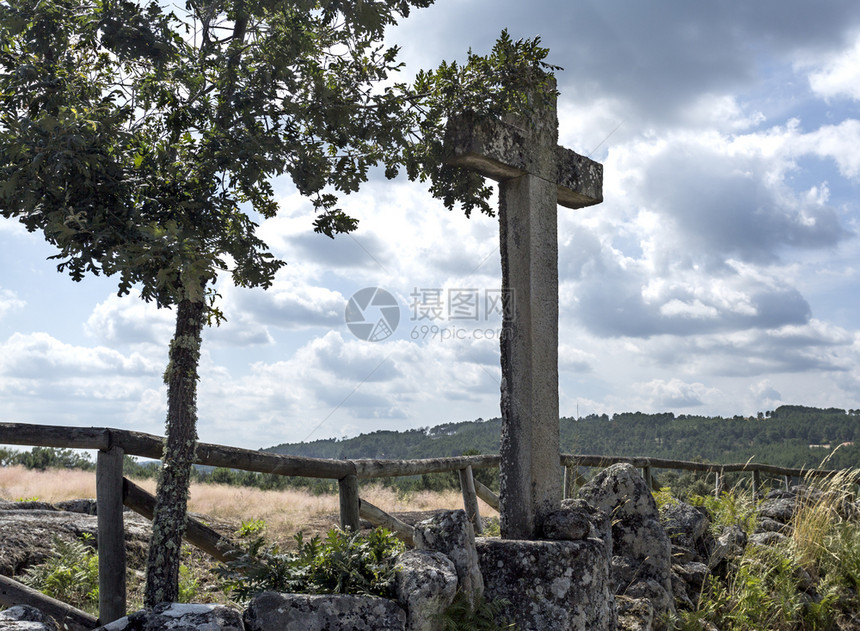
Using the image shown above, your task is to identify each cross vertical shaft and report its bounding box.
[499,172,561,538]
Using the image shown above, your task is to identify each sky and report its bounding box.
[3,0,860,451]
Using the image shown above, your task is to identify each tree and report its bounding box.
[1,0,557,605]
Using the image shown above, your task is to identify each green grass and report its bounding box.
[674,469,860,630]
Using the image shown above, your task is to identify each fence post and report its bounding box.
[562,465,570,499]
[714,468,724,498]
[338,474,360,532]
[642,466,653,491]
[458,466,483,535]
[96,446,126,625]
[784,475,791,490]
[751,469,761,500]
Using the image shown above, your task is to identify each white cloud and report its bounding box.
[84,291,174,346]
[0,289,25,321]
[0,332,160,378]
[633,378,721,409]
[807,33,860,101]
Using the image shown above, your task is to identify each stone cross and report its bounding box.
[445,88,603,539]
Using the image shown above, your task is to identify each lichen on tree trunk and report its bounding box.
[144,296,205,606]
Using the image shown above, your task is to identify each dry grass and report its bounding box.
[0,466,97,502]
[0,466,496,542]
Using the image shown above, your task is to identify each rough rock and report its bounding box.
[660,502,709,563]
[671,562,710,608]
[541,507,591,541]
[244,592,406,631]
[758,497,796,523]
[561,498,612,558]
[709,525,747,569]
[413,510,483,602]
[0,605,58,631]
[477,538,616,631]
[755,517,789,534]
[0,508,151,576]
[55,499,98,515]
[578,464,675,625]
[748,531,788,547]
[97,603,244,631]
[615,596,653,631]
[395,550,457,631]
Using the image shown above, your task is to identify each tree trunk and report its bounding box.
[144,296,205,606]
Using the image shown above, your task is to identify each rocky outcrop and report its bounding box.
[244,592,406,631]
[0,506,152,576]
[579,463,676,626]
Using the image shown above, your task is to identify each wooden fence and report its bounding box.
[0,421,856,627]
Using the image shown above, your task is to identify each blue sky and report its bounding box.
[3,0,860,450]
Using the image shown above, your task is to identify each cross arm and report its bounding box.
[444,113,603,210]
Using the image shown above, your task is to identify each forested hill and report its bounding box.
[265,405,860,470]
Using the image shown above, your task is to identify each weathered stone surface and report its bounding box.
[444,113,603,209]
[615,596,653,631]
[660,501,711,564]
[755,516,790,534]
[709,525,747,569]
[477,538,616,631]
[661,502,709,547]
[672,562,710,608]
[0,509,151,576]
[97,603,244,631]
[758,497,796,523]
[413,510,483,602]
[55,499,99,515]
[0,605,58,631]
[578,464,675,625]
[541,507,591,541]
[561,498,612,559]
[395,550,457,631]
[748,531,788,547]
[244,592,406,631]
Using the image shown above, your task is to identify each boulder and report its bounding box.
[97,603,244,631]
[758,497,796,524]
[579,464,675,625]
[244,592,406,631]
[541,507,591,541]
[561,498,612,558]
[477,538,616,631]
[413,510,483,603]
[395,550,457,631]
[0,605,58,631]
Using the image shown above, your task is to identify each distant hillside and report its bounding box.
[265,405,860,471]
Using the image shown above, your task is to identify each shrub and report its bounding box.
[218,527,404,603]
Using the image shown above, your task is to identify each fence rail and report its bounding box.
[0,421,857,627]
